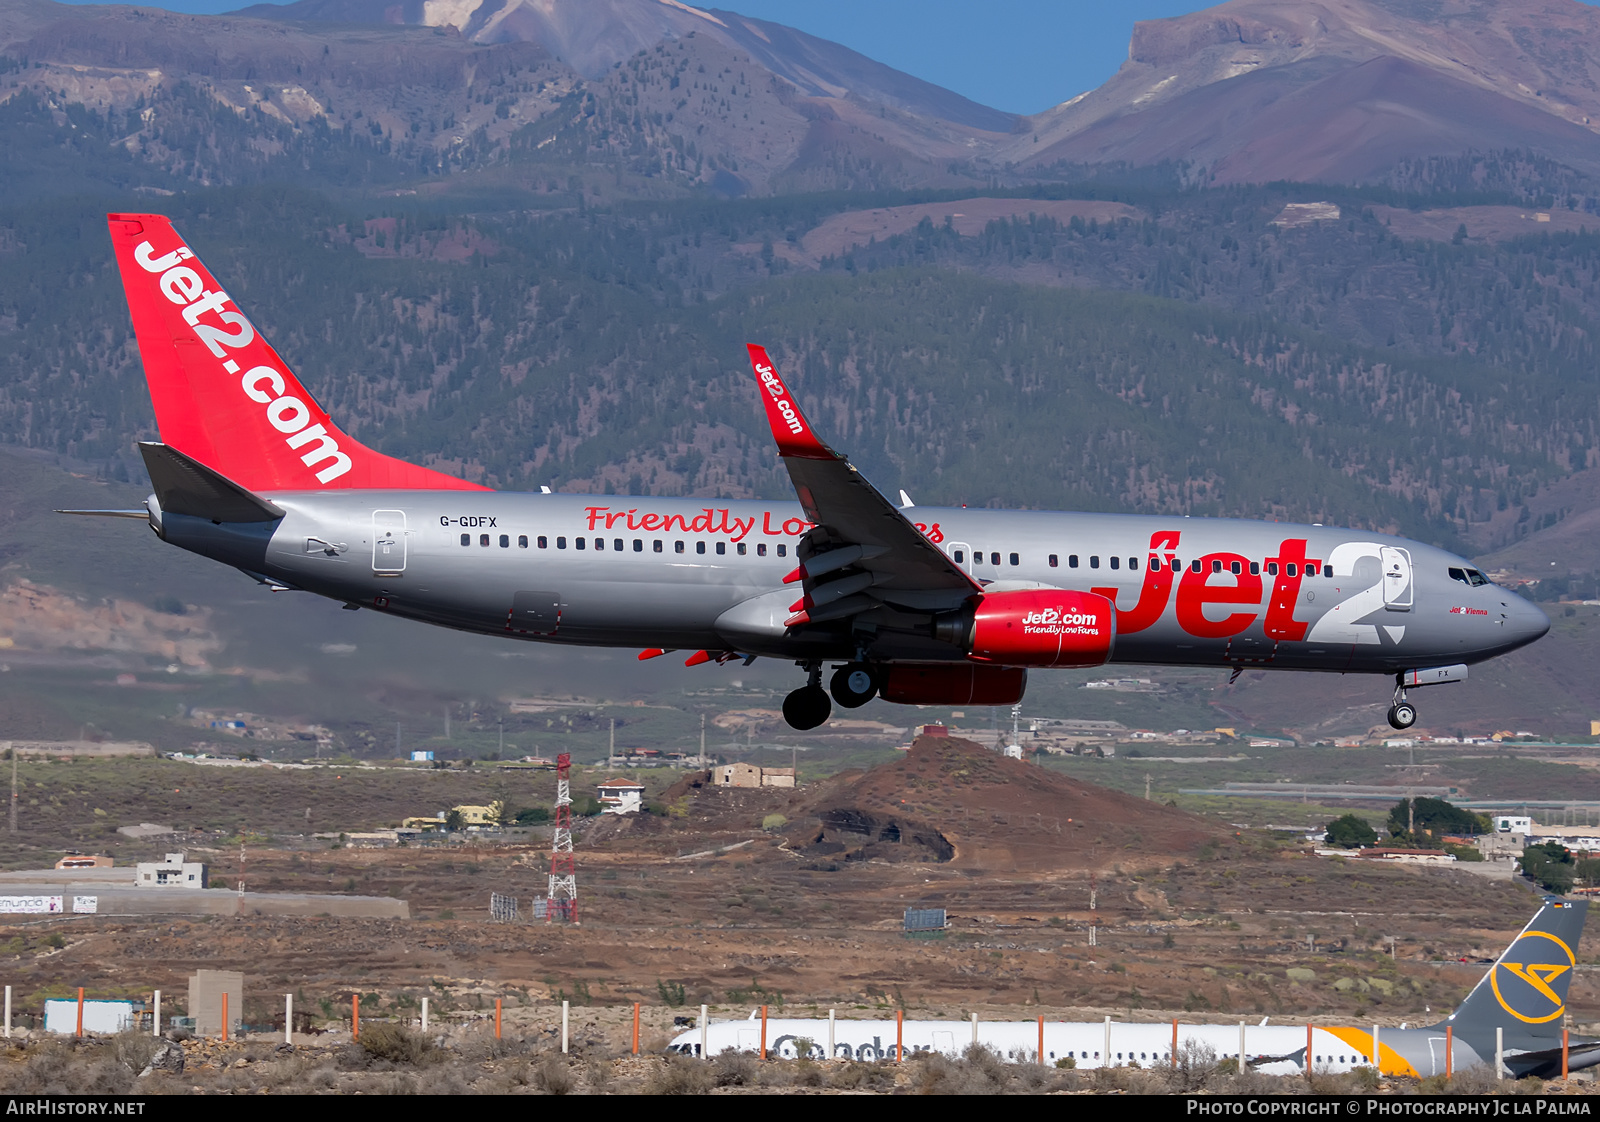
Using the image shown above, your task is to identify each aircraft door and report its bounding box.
[947,541,974,576]
[1380,546,1413,611]
[372,510,407,574]
[1426,1036,1447,1076]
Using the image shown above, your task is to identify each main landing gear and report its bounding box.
[783,662,832,730]
[1388,677,1417,731]
[784,661,879,729]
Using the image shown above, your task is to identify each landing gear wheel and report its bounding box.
[783,685,832,730]
[830,663,878,709]
[1388,702,1417,730]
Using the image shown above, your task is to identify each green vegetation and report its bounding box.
[1325,814,1378,848]
[1387,798,1490,843]
[1520,841,1575,894]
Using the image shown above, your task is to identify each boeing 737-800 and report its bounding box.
[81,214,1550,730]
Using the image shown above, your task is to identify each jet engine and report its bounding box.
[936,589,1116,669]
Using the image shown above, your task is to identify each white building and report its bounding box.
[134,853,207,889]
[597,780,645,815]
[1495,816,1533,835]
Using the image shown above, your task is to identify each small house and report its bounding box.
[135,853,207,888]
[597,779,645,815]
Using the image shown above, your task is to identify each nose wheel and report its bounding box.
[1388,677,1417,729]
[783,662,832,730]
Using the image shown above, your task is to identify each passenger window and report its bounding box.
[954,550,965,563]
[1190,559,1202,574]
[1211,559,1222,574]
[1286,563,1297,577]
[1249,561,1259,575]
[696,541,705,555]
[460,533,470,546]
[556,536,566,549]
[633,539,643,552]
[778,545,787,557]
[1048,554,1058,567]
[1230,561,1241,575]
[737,543,747,555]
[1110,556,1120,570]
[674,541,684,554]
[757,544,767,557]
[716,542,726,555]
[990,552,1000,565]
[575,537,586,550]
[480,534,490,547]
[1129,557,1138,570]
[1090,556,1100,569]
[1009,553,1019,566]
[1267,562,1278,576]
[1069,555,1079,568]
[1323,564,1333,578]
[518,535,528,548]
[614,538,623,551]
[1149,558,1161,572]
[652,540,662,553]
[499,534,509,548]
[537,536,548,549]
[594,537,604,550]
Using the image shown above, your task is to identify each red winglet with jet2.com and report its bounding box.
[746,344,839,462]
[108,214,487,494]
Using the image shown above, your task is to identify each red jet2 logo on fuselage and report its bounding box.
[1091,530,1327,640]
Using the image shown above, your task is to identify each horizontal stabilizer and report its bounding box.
[53,509,149,519]
[139,442,284,523]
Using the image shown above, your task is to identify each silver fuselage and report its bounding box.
[150,490,1549,674]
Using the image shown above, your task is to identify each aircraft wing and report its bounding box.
[745,344,979,625]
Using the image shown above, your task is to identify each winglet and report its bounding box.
[746,344,838,461]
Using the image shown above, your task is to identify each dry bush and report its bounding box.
[262,1054,339,1092]
[1445,1065,1500,1094]
[536,1055,577,1095]
[645,1054,714,1095]
[828,1059,897,1091]
[415,1065,471,1095]
[712,1049,756,1087]
[454,1024,528,1062]
[1165,1039,1218,1093]
[359,1023,437,1066]
[0,1042,134,1095]
[582,1055,614,1093]
[109,1031,161,1074]
[364,1072,419,1094]
[914,1051,1008,1095]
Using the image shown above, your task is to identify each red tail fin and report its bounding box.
[108,214,488,493]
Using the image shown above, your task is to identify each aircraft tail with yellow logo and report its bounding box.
[1444,895,1592,1075]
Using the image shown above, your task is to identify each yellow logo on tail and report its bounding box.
[1491,932,1576,1024]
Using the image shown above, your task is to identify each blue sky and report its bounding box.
[46,0,1600,115]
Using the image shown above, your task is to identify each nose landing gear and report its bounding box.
[1388,677,1417,730]
[782,661,832,730]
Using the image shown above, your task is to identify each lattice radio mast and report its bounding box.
[548,752,577,923]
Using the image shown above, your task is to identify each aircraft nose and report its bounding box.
[1504,594,1550,645]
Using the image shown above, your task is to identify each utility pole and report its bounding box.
[498,718,504,756]
[1145,774,1152,801]
[612,718,618,763]
[444,705,451,740]
[396,723,402,756]
[9,746,16,835]
[699,714,705,767]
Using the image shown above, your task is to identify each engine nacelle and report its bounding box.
[880,664,1027,706]
[967,589,1116,668]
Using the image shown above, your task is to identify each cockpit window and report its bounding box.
[1449,566,1491,587]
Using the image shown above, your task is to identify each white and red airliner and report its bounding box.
[77,214,1549,730]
